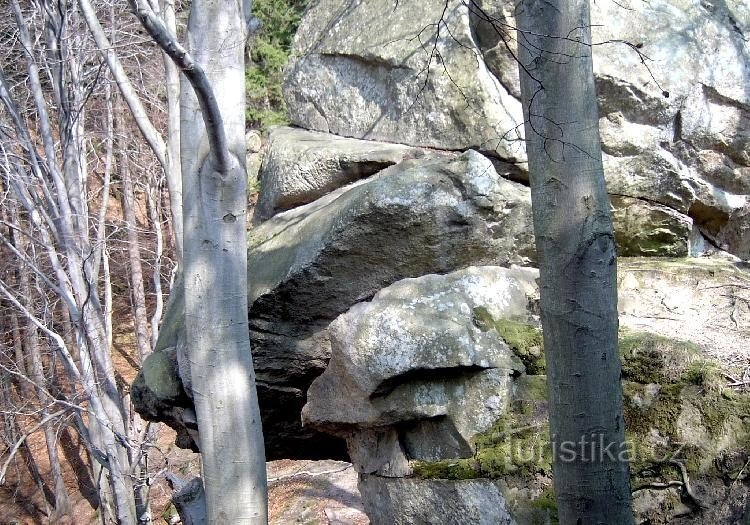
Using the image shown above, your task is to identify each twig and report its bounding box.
[0,410,66,485]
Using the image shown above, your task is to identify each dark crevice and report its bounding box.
[672,110,683,143]
[687,200,730,237]
[702,83,750,113]
[371,365,491,398]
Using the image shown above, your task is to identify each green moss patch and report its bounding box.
[472,307,545,374]
[619,329,701,384]
[412,319,750,517]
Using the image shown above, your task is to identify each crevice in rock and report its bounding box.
[687,200,730,237]
[702,83,750,113]
[371,365,490,398]
[596,75,672,126]
[609,192,683,214]
[319,51,412,71]
[672,110,683,143]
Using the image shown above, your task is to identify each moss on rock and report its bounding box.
[411,459,480,480]
[409,325,750,523]
[472,307,545,374]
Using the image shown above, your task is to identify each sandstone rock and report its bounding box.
[611,195,693,257]
[358,476,515,525]
[285,0,525,160]
[245,129,262,153]
[287,0,750,259]
[618,258,750,369]
[254,127,427,222]
[303,267,534,472]
[133,151,536,458]
[715,202,750,259]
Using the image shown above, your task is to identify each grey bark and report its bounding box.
[131,0,268,521]
[80,0,184,260]
[11,209,72,519]
[515,0,634,522]
[116,103,151,363]
[2,4,138,521]
[159,0,184,263]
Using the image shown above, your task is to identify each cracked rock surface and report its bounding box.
[285,0,749,258]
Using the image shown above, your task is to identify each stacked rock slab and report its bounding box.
[302,261,750,524]
[133,151,536,458]
[302,266,535,524]
[253,127,430,222]
[286,0,749,258]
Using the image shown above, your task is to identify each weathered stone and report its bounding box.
[245,129,262,153]
[611,195,693,257]
[130,347,198,451]
[133,151,536,458]
[287,0,750,259]
[254,126,428,222]
[285,0,525,160]
[715,202,750,259]
[618,258,750,369]
[358,476,516,525]
[302,266,534,472]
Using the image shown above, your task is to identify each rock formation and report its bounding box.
[133,0,750,522]
[284,0,749,259]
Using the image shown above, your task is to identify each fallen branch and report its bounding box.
[632,460,705,510]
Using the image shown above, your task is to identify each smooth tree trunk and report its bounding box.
[12,218,72,519]
[129,0,268,521]
[180,1,268,522]
[146,180,165,348]
[515,0,634,523]
[159,0,184,262]
[115,104,151,363]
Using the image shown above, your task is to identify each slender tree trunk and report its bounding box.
[13,225,73,519]
[115,103,151,363]
[159,0,184,262]
[146,180,165,349]
[130,0,268,520]
[515,0,634,522]
[180,1,268,520]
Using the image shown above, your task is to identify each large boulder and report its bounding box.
[302,259,750,524]
[133,151,536,458]
[358,477,516,525]
[253,126,428,222]
[302,266,535,524]
[286,0,749,259]
[303,266,535,471]
[618,257,750,367]
[611,196,693,257]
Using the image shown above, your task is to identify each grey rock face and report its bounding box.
[358,476,516,525]
[253,126,425,222]
[611,196,694,257]
[285,0,525,160]
[618,258,750,367]
[133,151,536,458]
[286,0,749,259]
[302,266,535,472]
[302,266,535,524]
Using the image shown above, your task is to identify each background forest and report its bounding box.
[0,0,307,522]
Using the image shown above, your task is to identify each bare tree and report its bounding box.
[0,1,176,522]
[515,0,633,522]
[130,0,269,521]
